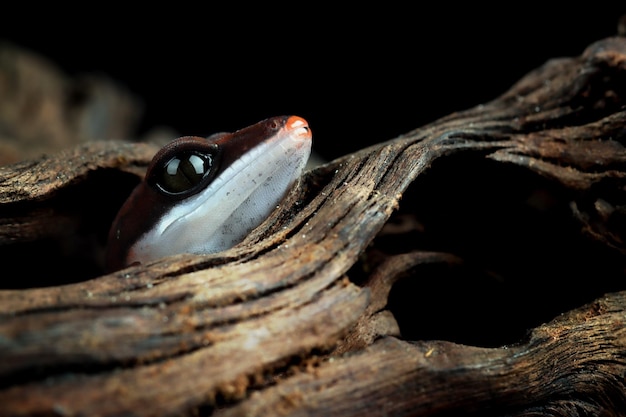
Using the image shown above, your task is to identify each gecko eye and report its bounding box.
[155,151,215,196]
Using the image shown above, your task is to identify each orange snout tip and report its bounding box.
[286,116,311,139]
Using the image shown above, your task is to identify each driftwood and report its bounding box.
[1,33,626,416]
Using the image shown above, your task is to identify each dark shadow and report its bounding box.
[0,169,140,288]
[363,153,625,347]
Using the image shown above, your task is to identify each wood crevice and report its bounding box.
[1,34,626,416]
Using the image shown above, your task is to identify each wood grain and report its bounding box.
[1,36,625,416]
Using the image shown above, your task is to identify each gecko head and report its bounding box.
[105,116,312,272]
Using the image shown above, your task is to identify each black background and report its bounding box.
[2,8,625,162]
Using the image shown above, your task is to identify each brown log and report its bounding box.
[1,34,626,416]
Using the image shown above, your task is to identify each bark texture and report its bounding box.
[1,35,626,416]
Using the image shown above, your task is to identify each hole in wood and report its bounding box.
[361,153,625,347]
[0,169,140,288]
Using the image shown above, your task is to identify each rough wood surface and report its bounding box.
[1,35,626,416]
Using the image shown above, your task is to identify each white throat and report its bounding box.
[130,132,311,262]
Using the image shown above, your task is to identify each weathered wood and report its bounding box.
[216,292,626,417]
[1,34,626,416]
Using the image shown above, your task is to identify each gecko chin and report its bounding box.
[105,116,312,272]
